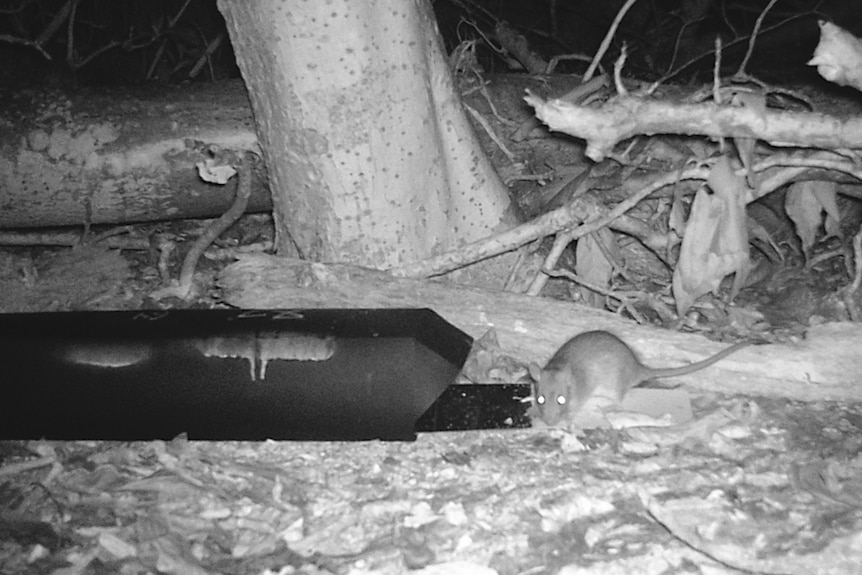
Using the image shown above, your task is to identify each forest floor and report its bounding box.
[3,388,862,575]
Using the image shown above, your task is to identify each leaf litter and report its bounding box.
[2,394,862,575]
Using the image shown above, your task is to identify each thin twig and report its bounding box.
[527,230,573,296]
[35,0,73,49]
[465,104,517,164]
[649,7,810,92]
[735,0,779,77]
[664,17,706,77]
[712,36,722,104]
[150,153,254,301]
[612,43,628,95]
[583,0,639,82]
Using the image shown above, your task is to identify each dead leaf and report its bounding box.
[746,213,783,263]
[672,156,750,316]
[668,186,687,237]
[575,228,617,307]
[785,180,842,258]
[808,20,862,92]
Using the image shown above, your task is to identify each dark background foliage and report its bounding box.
[1,0,856,89]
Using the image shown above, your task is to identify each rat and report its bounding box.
[531,330,749,426]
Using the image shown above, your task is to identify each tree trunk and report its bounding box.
[216,0,518,269]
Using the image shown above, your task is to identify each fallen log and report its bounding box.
[0,81,269,229]
[218,253,862,403]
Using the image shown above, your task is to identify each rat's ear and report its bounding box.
[527,362,542,383]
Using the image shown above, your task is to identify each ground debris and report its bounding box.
[1,397,861,574]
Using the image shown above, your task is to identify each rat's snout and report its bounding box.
[534,388,568,426]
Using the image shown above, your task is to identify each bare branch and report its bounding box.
[168,0,194,28]
[584,0,639,82]
[734,0,779,77]
[34,0,74,50]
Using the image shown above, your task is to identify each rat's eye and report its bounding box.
[556,395,567,406]
[536,395,546,405]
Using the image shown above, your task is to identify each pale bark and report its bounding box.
[217,0,517,269]
[526,93,862,162]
